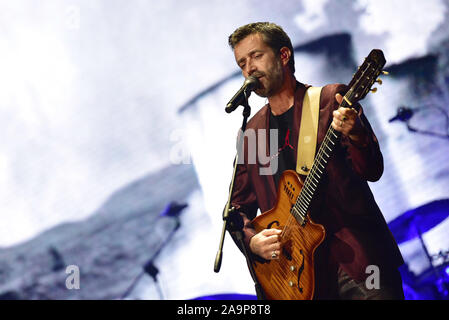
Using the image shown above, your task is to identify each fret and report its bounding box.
[292,209,304,224]
[291,207,301,220]
[298,197,308,210]
[309,170,320,179]
[310,170,320,181]
[311,175,320,184]
[316,151,324,159]
[300,205,309,218]
[301,190,312,202]
[298,192,309,204]
[305,172,313,181]
[299,190,311,204]
[303,182,314,193]
[304,181,314,193]
[297,202,307,216]
[301,185,313,197]
[295,207,305,219]
[308,180,318,190]
[301,191,313,205]
[295,125,339,215]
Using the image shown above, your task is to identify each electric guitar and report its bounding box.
[251,49,387,300]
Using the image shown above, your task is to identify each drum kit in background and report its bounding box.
[388,199,449,300]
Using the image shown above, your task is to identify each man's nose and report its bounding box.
[245,60,257,77]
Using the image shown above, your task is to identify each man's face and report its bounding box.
[233,33,284,98]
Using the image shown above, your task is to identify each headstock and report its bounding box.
[343,49,388,108]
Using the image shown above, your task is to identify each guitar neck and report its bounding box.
[289,49,386,225]
[291,94,355,225]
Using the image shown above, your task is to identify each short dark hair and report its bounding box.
[228,22,295,73]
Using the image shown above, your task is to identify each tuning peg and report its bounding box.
[371,87,378,93]
[382,71,389,75]
[376,78,383,85]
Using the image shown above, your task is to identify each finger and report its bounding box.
[332,112,344,125]
[261,228,282,236]
[265,234,280,244]
[333,109,347,122]
[338,107,357,120]
[269,242,281,251]
[339,106,357,115]
[335,93,343,104]
[332,118,344,132]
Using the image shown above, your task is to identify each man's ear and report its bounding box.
[279,47,291,67]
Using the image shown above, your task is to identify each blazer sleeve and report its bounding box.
[330,84,384,182]
[341,107,384,182]
[227,161,259,253]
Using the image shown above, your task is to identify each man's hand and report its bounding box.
[332,93,366,143]
[249,228,282,260]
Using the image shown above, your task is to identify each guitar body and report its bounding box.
[251,170,325,300]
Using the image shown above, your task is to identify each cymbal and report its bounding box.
[388,199,449,244]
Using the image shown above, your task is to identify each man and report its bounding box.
[226,22,404,299]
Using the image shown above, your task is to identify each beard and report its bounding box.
[253,57,284,98]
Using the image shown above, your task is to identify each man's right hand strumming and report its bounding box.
[249,228,282,260]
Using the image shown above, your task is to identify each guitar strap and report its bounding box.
[296,86,322,176]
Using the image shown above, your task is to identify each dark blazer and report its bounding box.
[229,81,403,285]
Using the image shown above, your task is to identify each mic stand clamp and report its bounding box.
[214,91,265,300]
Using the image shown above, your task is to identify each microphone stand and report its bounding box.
[214,91,265,300]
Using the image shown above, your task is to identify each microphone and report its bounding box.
[389,106,414,123]
[225,76,260,113]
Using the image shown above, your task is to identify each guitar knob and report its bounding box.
[376,78,383,85]
[370,87,377,93]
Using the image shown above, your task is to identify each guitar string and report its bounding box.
[279,125,335,239]
[278,134,331,252]
[277,60,378,243]
[281,125,334,236]
[279,101,349,241]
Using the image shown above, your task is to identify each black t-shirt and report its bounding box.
[269,106,296,188]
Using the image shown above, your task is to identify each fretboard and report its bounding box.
[291,95,355,225]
